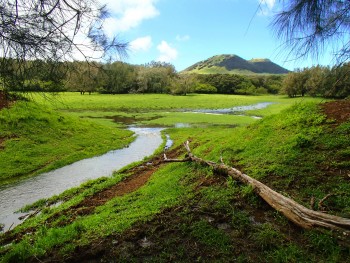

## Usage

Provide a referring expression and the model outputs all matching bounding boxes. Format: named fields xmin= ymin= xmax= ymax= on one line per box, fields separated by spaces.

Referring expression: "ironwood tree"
xmin=273 ymin=0 xmax=350 ymax=64
xmin=0 ymin=0 xmax=127 ymax=91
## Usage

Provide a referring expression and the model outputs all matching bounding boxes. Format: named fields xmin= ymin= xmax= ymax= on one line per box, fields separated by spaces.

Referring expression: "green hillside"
xmin=183 ymin=54 xmax=290 ymax=75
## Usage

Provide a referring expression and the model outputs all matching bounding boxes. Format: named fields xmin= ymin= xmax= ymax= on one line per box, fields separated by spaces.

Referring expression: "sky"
xmin=99 ymin=0 xmax=335 ymax=71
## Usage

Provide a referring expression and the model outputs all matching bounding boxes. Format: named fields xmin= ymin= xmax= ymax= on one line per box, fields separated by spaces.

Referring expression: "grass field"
xmin=33 ymin=92 xmax=324 ymax=111
xmin=0 ymin=100 xmax=133 ymax=185
xmin=32 ymin=92 xmax=326 ymax=127
xmin=1 ymin=93 xmax=349 ymax=262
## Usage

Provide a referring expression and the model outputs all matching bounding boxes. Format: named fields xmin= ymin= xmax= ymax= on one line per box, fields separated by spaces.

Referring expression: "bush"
xmin=194 ymin=83 xmax=217 ymax=94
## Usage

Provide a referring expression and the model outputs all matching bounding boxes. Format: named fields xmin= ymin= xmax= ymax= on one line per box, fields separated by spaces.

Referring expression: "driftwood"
xmin=164 ymin=141 xmax=350 ymax=236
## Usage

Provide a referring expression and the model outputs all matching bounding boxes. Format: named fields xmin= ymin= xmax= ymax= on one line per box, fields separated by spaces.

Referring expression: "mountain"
xmin=183 ymin=54 xmax=290 ymax=75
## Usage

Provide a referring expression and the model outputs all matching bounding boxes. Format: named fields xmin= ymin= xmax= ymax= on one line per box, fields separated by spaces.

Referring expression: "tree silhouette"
xmin=272 ymin=0 xmax=350 ymax=64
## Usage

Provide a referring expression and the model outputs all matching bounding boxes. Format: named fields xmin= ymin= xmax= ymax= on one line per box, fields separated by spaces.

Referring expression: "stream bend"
xmin=0 ymin=127 xmax=165 ymax=232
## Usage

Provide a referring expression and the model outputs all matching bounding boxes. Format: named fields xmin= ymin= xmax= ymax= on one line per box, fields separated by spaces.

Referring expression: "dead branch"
xmin=310 ymin=196 xmax=315 ymax=210
xmin=165 ymin=140 xmax=350 ymax=236
xmin=163 ymin=153 xmax=190 ymax=163
xmin=318 ymin=192 xmax=349 ymax=211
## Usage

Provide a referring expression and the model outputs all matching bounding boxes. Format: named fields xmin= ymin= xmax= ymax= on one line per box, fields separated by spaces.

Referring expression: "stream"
xmin=188 ymin=102 xmax=273 ymax=115
xmin=0 ymin=127 xmax=165 ymax=232
xmin=0 ymin=102 xmax=273 ymax=232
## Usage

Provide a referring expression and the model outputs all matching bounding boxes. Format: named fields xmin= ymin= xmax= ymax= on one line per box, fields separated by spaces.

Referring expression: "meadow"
xmin=33 ymin=92 xmax=325 ymax=127
xmin=1 ymin=93 xmax=349 ymax=262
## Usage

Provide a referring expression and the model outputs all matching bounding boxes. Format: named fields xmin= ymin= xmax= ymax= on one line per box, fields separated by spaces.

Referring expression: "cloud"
xmin=157 ymin=41 xmax=178 ymax=62
xmin=129 ymin=36 xmax=153 ymax=52
xmin=258 ymin=0 xmax=276 ymax=15
xmin=176 ymin=35 xmax=190 ymax=42
xmin=101 ymin=0 xmax=159 ymax=36
xmin=261 ymin=0 xmax=276 ymax=9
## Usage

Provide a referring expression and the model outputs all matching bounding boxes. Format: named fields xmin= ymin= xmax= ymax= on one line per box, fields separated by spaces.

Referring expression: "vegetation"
xmin=0 ymin=100 xmax=133 ymax=185
xmin=197 ymin=73 xmax=284 ymax=95
xmin=273 ymin=0 xmax=350 ymax=64
xmin=0 ymin=0 xmax=350 ymax=262
xmin=1 ymin=0 xmax=349 ymax=261
xmin=183 ymin=54 xmax=290 ymax=74
xmin=1 ymin=55 xmax=349 ymax=99
xmin=0 ymin=58 xmax=285 ymax=96
xmin=0 ymin=97 xmax=349 ymax=262
xmin=282 ymin=63 xmax=350 ymax=98
xmin=0 ymin=93 xmax=350 ymax=262
xmin=0 ymin=0 xmax=127 ymax=93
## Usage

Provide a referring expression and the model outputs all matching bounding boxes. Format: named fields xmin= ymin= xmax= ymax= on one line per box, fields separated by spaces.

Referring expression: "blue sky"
xmin=100 ymin=0 xmax=334 ymax=71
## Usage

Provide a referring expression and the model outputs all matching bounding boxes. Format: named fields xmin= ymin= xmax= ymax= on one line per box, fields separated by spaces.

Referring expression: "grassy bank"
xmin=0 ymin=101 xmax=133 ymax=185
xmin=33 ymin=93 xmax=325 ymax=128
xmin=34 ymin=92 xmax=325 ymax=112
xmin=1 ymin=99 xmax=349 ymax=262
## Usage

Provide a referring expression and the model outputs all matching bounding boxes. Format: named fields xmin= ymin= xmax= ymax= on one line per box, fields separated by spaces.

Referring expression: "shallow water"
xmin=190 ymin=102 xmax=273 ymax=115
xmin=0 ymin=127 xmax=165 ymax=232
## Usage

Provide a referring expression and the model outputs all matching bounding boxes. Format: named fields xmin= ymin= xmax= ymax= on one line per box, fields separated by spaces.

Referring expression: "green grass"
xmin=31 ymin=92 xmax=324 ymax=112
xmin=0 ymin=93 xmax=348 ymax=262
xmin=30 ymin=93 xmax=326 ymax=130
xmin=0 ymin=101 xmax=133 ymax=185
xmin=186 ymin=65 xmax=262 ymax=75
xmin=0 ymin=162 xmax=194 ymax=262
xmin=166 ymin=102 xmax=350 ymax=214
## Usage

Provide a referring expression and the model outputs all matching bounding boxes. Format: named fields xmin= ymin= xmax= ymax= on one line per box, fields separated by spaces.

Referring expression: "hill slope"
xmin=183 ymin=54 xmax=290 ymax=75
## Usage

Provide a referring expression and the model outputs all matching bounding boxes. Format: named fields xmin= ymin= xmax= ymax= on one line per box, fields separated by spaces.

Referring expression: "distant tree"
xmin=282 ymin=72 xmax=301 ymax=97
xmin=304 ymin=66 xmax=329 ymax=97
xmin=196 ymin=73 xmax=283 ymax=95
xmin=194 ymin=83 xmax=217 ymax=94
xmin=198 ymin=74 xmax=244 ymax=94
xmin=326 ymin=63 xmax=350 ymax=98
xmin=66 ymin=61 xmax=101 ymax=94
xmin=272 ymin=0 xmax=350 ymax=64
xmin=170 ymin=74 xmax=197 ymax=95
xmin=281 ymin=64 xmax=349 ymax=98
xmin=144 ymin=61 xmax=177 ymax=77
xmin=3 ymin=59 xmax=67 ymax=92
xmin=0 ymin=0 xmax=127 ymax=92
xmin=135 ymin=63 xmax=176 ymax=94
xmin=235 ymin=80 xmax=257 ymax=95
xmin=100 ymin=62 xmax=137 ymax=94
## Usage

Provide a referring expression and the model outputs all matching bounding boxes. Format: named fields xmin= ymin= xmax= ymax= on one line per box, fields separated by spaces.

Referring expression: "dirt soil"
xmin=1 ymin=145 xmax=186 ymax=242
xmin=0 ymin=91 xmax=17 ymax=149
xmin=0 ymin=91 xmax=15 ymax=111
xmin=321 ymin=100 xmax=350 ymax=125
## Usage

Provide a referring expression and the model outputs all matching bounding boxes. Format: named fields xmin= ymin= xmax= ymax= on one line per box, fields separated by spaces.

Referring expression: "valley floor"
xmin=0 ymin=96 xmax=349 ymax=262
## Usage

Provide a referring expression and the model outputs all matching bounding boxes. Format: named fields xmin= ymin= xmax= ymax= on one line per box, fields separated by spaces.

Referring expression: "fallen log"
xmin=164 ymin=141 xmax=350 ymax=237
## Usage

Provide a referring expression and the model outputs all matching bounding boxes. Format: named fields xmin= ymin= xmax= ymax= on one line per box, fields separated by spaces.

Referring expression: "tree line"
xmin=2 ymin=58 xmax=349 ymax=98
xmin=282 ymin=63 xmax=350 ymax=99
xmin=0 ymin=58 xmax=286 ymax=95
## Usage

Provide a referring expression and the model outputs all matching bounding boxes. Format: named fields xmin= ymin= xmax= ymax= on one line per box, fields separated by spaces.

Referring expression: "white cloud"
xmin=258 ymin=0 xmax=276 ymax=15
xmin=176 ymin=34 xmax=190 ymax=42
xmin=262 ymin=0 xmax=276 ymax=9
xmin=129 ymin=36 xmax=153 ymax=52
xmin=157 ymin=41 xmax=178 ymax=62
xmin=101 ymin=0 xmax=159 ymax=36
